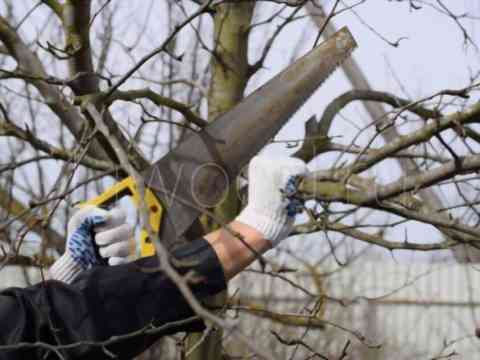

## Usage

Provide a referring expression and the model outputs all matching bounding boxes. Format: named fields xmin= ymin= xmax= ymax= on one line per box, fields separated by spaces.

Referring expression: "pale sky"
xmin=1 ymin=0 xmax=479 ymax=264
xmin=252 ymin=0 xmax=480 ymax=263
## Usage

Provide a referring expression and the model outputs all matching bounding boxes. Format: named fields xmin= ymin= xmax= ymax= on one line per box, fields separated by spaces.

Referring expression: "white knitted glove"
xmin=236 ymin=155 xmax=308 ymax=247
xmin=49 ymin=205 xmax=132 ymax=283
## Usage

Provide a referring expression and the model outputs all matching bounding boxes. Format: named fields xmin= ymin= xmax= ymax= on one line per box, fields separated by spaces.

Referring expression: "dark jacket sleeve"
xmin=0 ymin=238 xmax=226 ymax=360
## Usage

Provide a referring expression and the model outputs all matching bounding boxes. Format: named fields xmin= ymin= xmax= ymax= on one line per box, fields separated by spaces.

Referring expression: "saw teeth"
xmin=311 ymin=28 xmax=357 ymax=88
xmin=315 ymin=45 xmax=357 ymax=89
xmin=142 ymin=27 xmax=358 ymax=243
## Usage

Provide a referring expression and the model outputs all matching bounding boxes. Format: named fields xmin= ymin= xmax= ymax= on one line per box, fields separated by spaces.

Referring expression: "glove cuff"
xmin=236 ymin=206 xmax=289 ymax=247
xmin=49 ymin=253 xmax=84 ymax=284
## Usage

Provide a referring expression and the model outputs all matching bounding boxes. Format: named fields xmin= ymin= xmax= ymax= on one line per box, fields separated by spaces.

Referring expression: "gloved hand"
xmin=236 ymin=155 xmax=308 ymax=247
xmin=49 ymin=205 xmax=132 ymax=283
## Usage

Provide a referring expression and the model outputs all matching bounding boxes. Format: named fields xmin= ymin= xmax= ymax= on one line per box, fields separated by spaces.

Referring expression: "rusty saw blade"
xmin=141 ymin=27 xmax=357 ymax=248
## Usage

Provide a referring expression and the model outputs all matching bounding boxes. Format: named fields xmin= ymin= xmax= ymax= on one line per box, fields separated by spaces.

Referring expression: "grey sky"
xmin=256 ymin=0 xmax=480 ymax=263
xmin=1 ymin=1 xmax=479 ymax=263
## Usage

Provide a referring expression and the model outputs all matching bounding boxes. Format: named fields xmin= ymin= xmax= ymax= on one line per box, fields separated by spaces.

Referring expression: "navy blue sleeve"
xmin=0 ymin=238 xmax=226 ymax=360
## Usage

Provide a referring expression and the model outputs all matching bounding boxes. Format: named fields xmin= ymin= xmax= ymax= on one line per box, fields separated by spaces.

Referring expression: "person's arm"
xmin=0 ymin=237 xmax=226 ymax=360
xmin=204 ymin=221 xmax=270 ymax=280
xmin=206 ymin=155 xmax=307 ymax=279
xmin=0 ymin=226 xmax=263 ymax=360
xmin=49 ymin=206 xmax=132 ymax=283
xmin=0 ymin=155 xmax=307 ymax=360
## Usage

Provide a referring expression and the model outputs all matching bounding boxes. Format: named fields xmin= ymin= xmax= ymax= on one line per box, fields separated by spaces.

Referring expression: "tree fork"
xmin=186 ymin=2 xmax=255 ymax=360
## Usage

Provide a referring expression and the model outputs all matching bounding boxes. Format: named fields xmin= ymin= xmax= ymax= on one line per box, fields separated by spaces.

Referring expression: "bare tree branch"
xmin=101 ymin=88 xmax=208 ymax=128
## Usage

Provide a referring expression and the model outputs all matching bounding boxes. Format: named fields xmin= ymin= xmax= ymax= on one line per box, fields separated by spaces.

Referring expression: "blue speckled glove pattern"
xmin=236 ymin=155 xmax=308 ymax=247
xmin=67 ymin=213 xmax=106 ymax=269
xmin=50 ymin=205 xmax=132 ymax=283
xmin=283 ymin=175 xmax=305 ymax=218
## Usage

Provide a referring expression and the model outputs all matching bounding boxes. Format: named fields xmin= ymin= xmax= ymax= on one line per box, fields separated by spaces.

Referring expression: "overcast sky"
xmin=2 ymin=0 xmax=480 ymax=264
xmin=252 ymin=0 xmax=480 ymax=263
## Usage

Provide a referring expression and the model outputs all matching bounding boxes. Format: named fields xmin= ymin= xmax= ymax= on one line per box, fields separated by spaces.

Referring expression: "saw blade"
xmin=144 ymin=27 xmax=357 ymax=248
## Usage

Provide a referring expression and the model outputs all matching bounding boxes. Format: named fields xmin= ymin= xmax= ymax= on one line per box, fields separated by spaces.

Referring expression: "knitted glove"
xmin=49 ymin=205 xmax=132 ymax=283
xmin=236 ymin=155 xmax=308 ymax=247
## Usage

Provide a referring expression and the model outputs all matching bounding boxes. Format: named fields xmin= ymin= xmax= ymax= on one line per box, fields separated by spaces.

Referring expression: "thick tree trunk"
xmin=185 ymin=3 xmax=254 ymax=360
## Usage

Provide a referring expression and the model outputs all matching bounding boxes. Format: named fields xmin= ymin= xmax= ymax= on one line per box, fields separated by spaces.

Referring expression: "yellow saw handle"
xmin=82 ymin=176 xmax=162 ymax=257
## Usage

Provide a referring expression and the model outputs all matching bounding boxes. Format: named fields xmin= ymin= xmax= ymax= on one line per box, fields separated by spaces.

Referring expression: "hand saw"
xmin=84 ymin=27 xmax=357 ymax=257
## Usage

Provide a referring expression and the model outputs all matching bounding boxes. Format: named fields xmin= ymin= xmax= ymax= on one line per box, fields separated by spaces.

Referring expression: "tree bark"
xmin=185 ymin=3 xmax=255 ymax=360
